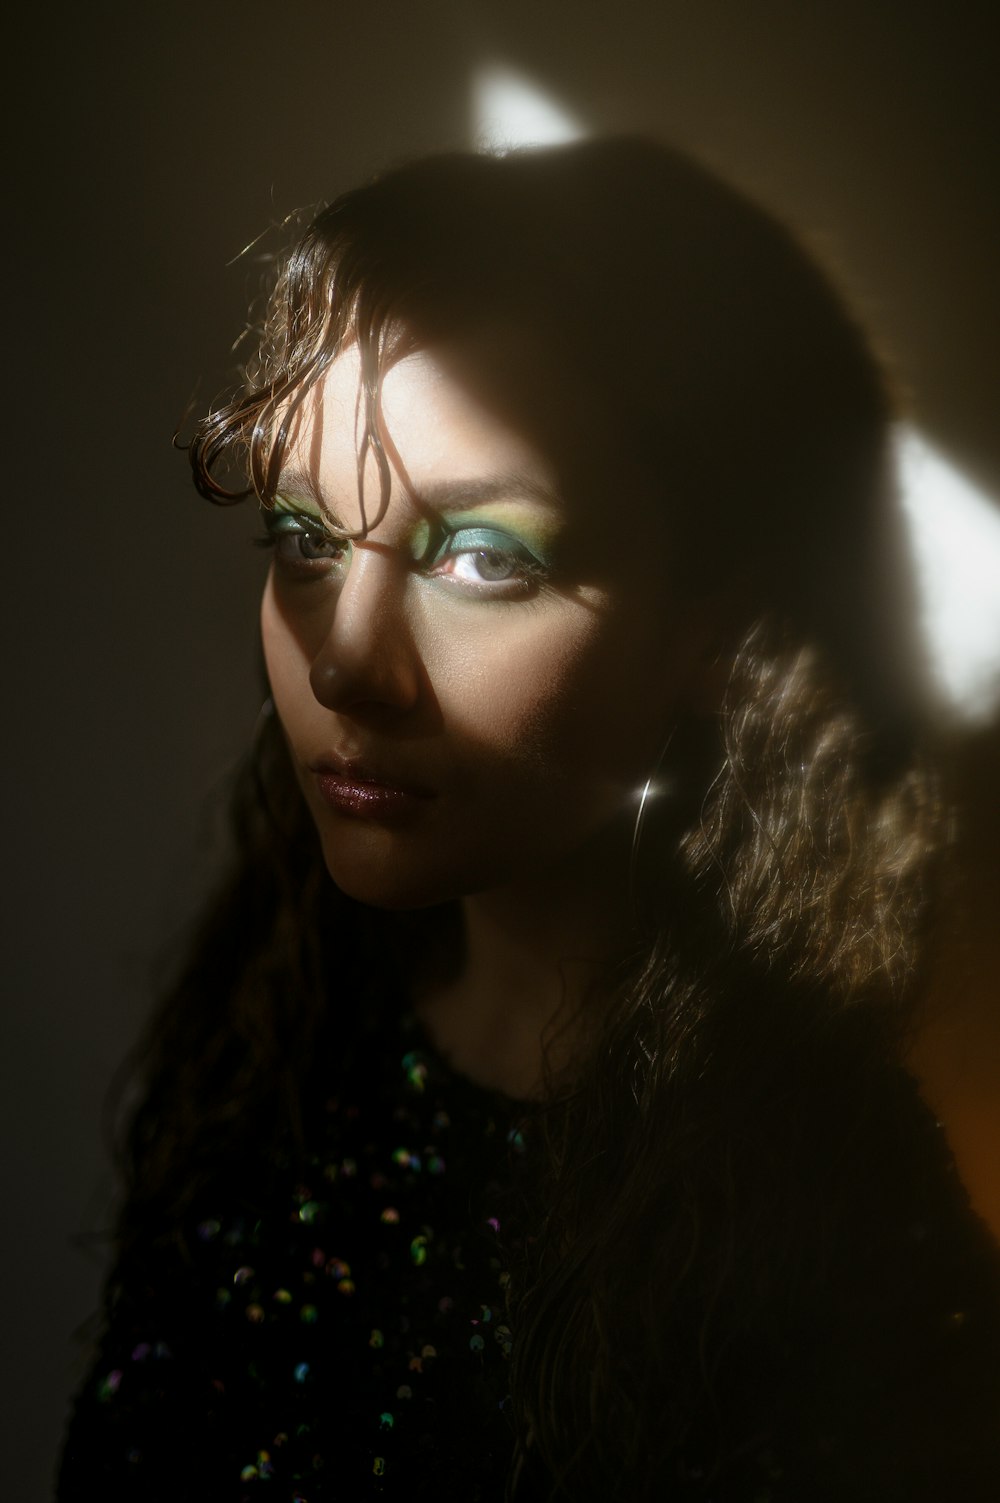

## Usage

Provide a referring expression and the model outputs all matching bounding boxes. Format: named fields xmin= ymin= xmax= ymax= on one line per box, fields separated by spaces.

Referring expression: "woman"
xmin=59 ymin=139 xmax=1000 ymax=1500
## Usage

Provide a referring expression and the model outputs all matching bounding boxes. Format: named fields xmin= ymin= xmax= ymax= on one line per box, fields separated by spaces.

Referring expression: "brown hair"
xmin=131 ymin=139 xmax=939 ymax=1497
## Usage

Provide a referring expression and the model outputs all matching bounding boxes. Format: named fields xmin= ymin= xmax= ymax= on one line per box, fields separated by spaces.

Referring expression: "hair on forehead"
xmin=190 ymin=137 xmax=911 ymax=730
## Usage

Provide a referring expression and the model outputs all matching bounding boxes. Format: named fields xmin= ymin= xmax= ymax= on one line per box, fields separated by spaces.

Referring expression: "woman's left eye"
xmin=428 ymin=528 xmax=547 ymax=596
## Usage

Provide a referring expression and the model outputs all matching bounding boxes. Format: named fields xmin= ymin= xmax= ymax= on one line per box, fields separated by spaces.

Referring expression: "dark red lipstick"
xmin=310 ymin=757 xmax=431 ymax=821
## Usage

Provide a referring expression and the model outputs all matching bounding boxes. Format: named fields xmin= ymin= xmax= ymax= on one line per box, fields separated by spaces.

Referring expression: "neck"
xmin=415 ymin=827 xmax=635 ymax=1100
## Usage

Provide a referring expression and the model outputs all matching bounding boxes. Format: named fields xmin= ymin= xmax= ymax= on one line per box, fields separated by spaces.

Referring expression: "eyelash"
xmin=256 ymin=511 xmax=550 ymax=599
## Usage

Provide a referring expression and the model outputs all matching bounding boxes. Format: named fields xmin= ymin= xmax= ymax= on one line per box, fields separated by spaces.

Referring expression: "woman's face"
xmin=261 ymin=341 xmax=712 ymax=910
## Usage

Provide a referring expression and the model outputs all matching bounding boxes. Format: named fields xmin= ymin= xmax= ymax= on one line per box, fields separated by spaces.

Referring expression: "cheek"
xmin=260 ymin=576 xmax=311 ymax=724
xmin=430 ymin=604 xmax=668 ymax=794
xmin=518 ymin=607 xmax=685 ymax=796
xmin=260 ymin=572 xmax=678 ymax=799
xmin=436 ymin=625 xmax=583 ymax=752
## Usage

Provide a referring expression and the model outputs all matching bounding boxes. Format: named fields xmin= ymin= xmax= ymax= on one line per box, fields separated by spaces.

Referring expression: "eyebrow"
xmin=273 ymin=466 xmax=324 ymax=505
xmin=274 ymin=467 xmax=563 ymax=517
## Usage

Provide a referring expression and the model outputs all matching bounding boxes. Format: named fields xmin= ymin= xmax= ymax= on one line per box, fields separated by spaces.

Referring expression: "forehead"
xmin=283 ymin=341 xmax=563 ymax=516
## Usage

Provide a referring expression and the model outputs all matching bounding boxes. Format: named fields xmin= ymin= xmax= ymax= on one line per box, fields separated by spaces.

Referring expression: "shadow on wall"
xmin=472 ymin=61 xmax=1000 ymax=730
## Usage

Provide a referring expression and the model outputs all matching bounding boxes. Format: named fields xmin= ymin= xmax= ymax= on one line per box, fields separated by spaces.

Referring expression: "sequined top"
xmin=59 ymin=1008 xmax=1000 ymax=1501
xmin=58 ymin=1011 xmax=527 ymax=1501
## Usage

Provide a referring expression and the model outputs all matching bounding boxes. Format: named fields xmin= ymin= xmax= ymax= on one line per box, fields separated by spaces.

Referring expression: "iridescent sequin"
xmin=97 ymin=1370 xmax=122 ymax=1402
xmin=59 ymin=1011 xmax=527 ymax=1499
xmin=401 ymin=1052 xmax=428 ymax=1092
xmin=298 ymin=1200 xmax=328 ymax=1225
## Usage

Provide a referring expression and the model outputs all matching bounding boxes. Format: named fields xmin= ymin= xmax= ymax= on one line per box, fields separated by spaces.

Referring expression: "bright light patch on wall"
xmin=472 ymin=64 xmax=585 ymax=153
xmin=896 ymin=426 xmax=1000 ymax=725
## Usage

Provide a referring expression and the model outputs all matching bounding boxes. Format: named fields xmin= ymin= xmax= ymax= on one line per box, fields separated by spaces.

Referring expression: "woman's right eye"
xmin=257 ymin=511 xmax=351 ymax=573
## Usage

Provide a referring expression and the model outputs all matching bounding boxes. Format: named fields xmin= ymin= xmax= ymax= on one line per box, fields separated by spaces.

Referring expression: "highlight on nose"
xmin=309 ymin=660 xmax=341 ymax=700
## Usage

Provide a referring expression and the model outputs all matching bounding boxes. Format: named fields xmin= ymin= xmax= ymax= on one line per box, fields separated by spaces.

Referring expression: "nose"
xmin=308 ymin=545 xmax=421 ymax=717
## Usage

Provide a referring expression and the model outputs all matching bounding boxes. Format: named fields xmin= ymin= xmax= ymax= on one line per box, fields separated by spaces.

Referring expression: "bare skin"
xmin=261 ymin=343 xmax=716 ymax=1098
xmin=413 ymin=819 xmax=638 ymax=1099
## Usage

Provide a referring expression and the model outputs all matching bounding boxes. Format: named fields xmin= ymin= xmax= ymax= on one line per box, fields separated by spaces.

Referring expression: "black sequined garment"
xmin=59 ymin=1004 xmax=1000 ymax=1502
xmin=58 ymin=1012 xmax=527 ymax=1501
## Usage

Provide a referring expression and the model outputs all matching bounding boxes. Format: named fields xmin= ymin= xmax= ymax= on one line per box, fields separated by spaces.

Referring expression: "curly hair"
xmin=123 ymin=140 xmax=941 ymax=1498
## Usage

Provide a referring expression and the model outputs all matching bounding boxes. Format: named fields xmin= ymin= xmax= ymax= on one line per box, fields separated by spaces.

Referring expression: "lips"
xmin=308 ymin=755 xmax=432 ymax=821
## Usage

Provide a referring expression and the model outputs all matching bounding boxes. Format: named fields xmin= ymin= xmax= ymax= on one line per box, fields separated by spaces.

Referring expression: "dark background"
xmin=4 ymin=1 xmax=999 ymax=1491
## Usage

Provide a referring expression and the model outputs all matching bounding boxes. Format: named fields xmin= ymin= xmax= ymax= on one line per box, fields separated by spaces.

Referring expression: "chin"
xmin=316 ymin=823 xmax=541 ymax=913
xmin=317 ymin=832 xmax=468 ymax=912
